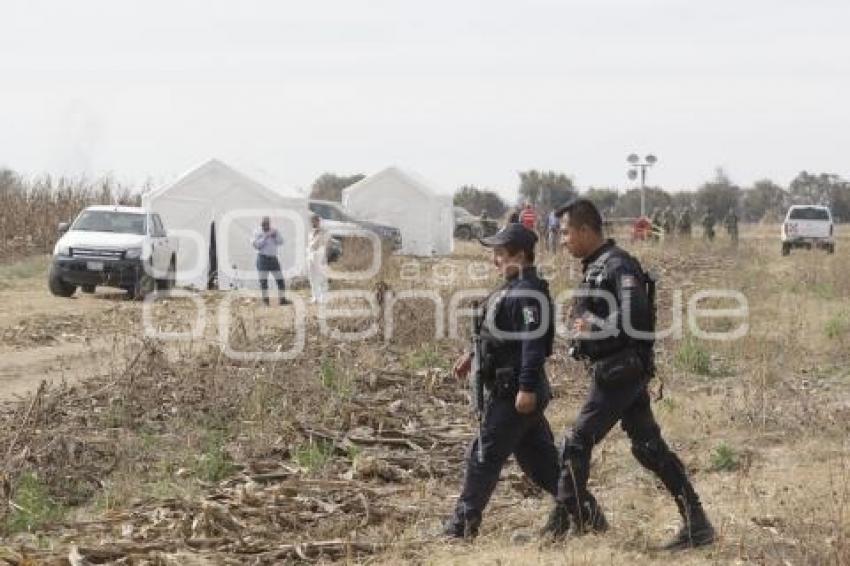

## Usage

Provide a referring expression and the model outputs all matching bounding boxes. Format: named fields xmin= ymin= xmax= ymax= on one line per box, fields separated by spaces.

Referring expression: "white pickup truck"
xmin=780 ymin=205 xmax=835 ymax=256
xmin=49 ymin=205 xmax=178 ymax=298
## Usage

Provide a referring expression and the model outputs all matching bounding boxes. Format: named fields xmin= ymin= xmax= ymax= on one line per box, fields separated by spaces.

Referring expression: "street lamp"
xmin=627 ymin=153 xmax=658 ymax=218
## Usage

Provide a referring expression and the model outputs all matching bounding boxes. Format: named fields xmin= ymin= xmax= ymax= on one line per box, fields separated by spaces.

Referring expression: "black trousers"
xmin=256 ymin=255 xmax=285 ymax=299
xmin=451 ymin=394 xmax=559 ymax=527
xmin=557 ymin=375 xmax=700 ymax=519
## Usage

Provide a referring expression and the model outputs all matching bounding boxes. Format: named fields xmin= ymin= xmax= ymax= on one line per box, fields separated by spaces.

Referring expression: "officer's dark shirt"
xmin=573 ymin=239 xmax=652 ymax=361
xmin=483 ymin=266 xmax=554 ymax=393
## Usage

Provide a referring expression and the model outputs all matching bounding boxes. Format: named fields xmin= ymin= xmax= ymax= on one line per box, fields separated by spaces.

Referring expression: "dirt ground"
xmin=0 ymin=225 xmax=849 ymax=564
xmin=0 ymin=263 xmax=138 ymax=402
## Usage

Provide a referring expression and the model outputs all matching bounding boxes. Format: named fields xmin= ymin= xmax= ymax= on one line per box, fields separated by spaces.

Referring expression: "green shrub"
xmin=194 ymin=431 xmax=236 ymax=483
xmin=318 ymin=357 xmax=352 ymax=397
xmin=824 ymin=312 xmax=849 ymax=340
xmin=710 ymin=443 xmax=739 ymax=472
xmin=675 ymin=336 xmax=711 ymax=375
xmin=4 ymin=473 xmax=65 ymax=534
xmin=293 ymin=439 xmax=335 ymax=473
xmin=405 ymin=345 xmax=448 ymax=370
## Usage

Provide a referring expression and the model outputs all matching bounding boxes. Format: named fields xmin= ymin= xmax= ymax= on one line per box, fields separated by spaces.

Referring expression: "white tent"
xmin=143 ymin=159 xmax=309 ymax=290
xmin=341 ymin=166 xmax=454 ymax=256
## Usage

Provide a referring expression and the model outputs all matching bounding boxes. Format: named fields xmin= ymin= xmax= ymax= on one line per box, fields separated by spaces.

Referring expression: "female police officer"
xmin=442 ymin=223 xmax=561 ymax=539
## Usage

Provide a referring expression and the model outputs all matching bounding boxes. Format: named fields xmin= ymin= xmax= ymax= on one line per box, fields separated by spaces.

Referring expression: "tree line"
xmin=308 ymin=168 xmax=850 ymax=223
xmin=451 ymin=168 xmax=850 ymax=222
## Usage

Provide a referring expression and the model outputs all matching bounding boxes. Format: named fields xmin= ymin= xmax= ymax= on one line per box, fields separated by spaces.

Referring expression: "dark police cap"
xmin=478 ymin=223 xmax=538 ymax=249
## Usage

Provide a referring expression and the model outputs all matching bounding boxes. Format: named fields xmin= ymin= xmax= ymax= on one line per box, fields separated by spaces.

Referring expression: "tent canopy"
xmin=341 ymin=166 xmax=454 ymax=256
xmin=143 ymin=159 xmax=309 ymax=290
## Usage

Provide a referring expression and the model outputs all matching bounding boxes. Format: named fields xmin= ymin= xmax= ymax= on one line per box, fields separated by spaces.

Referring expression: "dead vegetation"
xmin=0 ymin=225 xmax=848 ymax=564
xmin=0 ymin=172 xmax=140 ymax=262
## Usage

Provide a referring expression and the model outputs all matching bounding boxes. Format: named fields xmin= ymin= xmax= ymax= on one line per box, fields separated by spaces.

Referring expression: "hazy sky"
xmin=2 ymin=0 xmax=848 ymax=200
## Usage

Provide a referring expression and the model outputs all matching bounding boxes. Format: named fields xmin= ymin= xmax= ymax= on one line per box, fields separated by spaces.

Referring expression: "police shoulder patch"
xmin=522 ymin=305 xmax=538 ymax=325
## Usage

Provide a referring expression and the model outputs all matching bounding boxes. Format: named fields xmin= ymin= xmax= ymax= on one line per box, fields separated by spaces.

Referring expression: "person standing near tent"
xmin=252 ymin=216 xmax=289 ymax=306
xmin=520 ymin=202 xmax=537 ymax=232
xmin=307 ymin=214 xmax=330 ymax=304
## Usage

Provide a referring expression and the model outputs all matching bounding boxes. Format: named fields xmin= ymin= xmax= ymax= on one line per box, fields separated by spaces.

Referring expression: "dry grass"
xmin=0 ymin=173 xmax=140 ymax=261
xmin=0 ymin=225 xmax=848 ymax=564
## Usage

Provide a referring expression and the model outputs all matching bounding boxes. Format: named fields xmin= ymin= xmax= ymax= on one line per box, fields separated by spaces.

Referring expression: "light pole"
xmin=627 ymin=153 xmax=658 ymax=218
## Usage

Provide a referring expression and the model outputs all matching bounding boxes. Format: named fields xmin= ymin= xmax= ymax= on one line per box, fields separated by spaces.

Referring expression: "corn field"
xmin=0 ymin=169 xmax=141 ymax=261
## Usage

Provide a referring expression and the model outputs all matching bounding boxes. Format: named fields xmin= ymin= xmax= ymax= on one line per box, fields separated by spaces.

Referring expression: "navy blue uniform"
xmin=445 ymin=266 xmax=560 ymax=537
xmin=557 ymin=239 xmax=709 ymax=537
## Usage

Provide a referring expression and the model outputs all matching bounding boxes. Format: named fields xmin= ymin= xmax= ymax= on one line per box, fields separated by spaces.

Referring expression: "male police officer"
xmin=443 ymin=223 xmax=560 ymax=538
xmin=724 ymin=208 xmax=739 ymax=245
xmin=544 ymin=199 xmax=715 ymax=550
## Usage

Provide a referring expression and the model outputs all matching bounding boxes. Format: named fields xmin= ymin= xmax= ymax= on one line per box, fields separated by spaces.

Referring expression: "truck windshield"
xmin=789 ymin=207 xmax=830 ymax=221
xmin=71 ymin=211 xmax=147 ymax=234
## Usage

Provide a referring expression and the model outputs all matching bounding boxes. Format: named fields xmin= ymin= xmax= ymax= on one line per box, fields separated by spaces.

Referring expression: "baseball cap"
xmin=479 ymin=223 xmax=538 ymax=250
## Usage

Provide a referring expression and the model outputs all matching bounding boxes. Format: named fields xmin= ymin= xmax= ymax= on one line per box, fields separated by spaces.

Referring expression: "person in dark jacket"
xmin=724 ymin=209 xmax=739 ymax=245
xmin=541 ymin=199 xmax=715 ymax=551
xmin=443 ymin=223 xmax=560 ymax=539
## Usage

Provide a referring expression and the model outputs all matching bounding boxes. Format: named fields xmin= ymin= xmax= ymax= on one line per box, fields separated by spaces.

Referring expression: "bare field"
xmin=0 ymin=225 xmax=848 ymax=565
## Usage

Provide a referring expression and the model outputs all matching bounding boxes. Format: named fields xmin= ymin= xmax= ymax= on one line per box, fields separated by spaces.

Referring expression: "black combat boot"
xmin=441 ymin=507 xmax=481 ymax=540
xmin=540 ymin=504 xmax=570 ymax=539
xmin=663 ymin=497 xmax=715 ymax=550
xmin=571 ymin=498 xmax=609 ymax=535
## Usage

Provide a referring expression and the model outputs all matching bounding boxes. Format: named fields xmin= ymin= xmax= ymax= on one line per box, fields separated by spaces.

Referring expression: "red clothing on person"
xmin=520 ymin=208 xmax=537 ymax=230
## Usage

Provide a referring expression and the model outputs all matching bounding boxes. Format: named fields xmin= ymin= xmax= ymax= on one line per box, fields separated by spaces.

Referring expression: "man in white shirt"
xmin=252 ymin=216 xmax=289 ymax=306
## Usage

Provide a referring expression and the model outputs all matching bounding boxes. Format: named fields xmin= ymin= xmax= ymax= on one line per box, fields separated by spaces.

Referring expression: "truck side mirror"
xmin=58 ymin=222 xmax=70 ymax=234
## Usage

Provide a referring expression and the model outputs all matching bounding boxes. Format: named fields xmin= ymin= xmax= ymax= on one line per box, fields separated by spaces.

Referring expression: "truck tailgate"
xmin=786 ymin=220 xmax=831 ymax=239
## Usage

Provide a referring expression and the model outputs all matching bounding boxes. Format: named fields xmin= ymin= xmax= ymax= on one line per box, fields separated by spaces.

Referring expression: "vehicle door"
xmin=149 ymin=214 xmax=169 ymax=277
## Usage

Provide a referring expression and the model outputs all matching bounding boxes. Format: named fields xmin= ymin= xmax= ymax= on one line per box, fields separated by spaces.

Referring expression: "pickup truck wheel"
xmin=781 ymin=243 xmax=791 ymax=256
xmin=455 ymin=226 xmax=472 ymax=240
xmin=81 ymin=285 xmax=96 ymax=294
xmin=48 ymin=264 xmax=77 ymax=297
xmin=133 ymin=272 xmax=156 ymax=300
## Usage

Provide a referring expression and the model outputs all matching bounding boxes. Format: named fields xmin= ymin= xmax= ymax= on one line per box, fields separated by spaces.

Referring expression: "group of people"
xmin=443 ymin=199 xmax=715 ymax=551
xmin=507 ymin=202 xmax=562 ymax=254
xmin=649 ymin=206 xmax=738 ymax=243
xmin=251 ymin=214 xmax=330 ymax=306
xmin=253 ymin=201 xmax=717 ymax=550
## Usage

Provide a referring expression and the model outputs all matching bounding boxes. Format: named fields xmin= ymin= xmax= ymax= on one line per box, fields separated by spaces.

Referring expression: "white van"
xmin=780 ymin=205 xmax=835 ymax=255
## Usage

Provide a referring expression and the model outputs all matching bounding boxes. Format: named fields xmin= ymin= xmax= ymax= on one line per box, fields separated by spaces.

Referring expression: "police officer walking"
xmin=702 ymin=209 xmax=717 ymax=241
xmin=662 ymin=206 xmax=676 ymax=239
xmin=542 ymin=199 xmax=715 ymax=550
xmin=678 ymin=207 xmax=692 ymax=238
xmin=724 ymin=208 xmax=739 ymax=245
xmin=443 ymin=223 xmax=560 ymax=539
